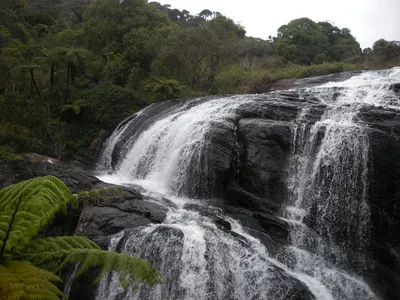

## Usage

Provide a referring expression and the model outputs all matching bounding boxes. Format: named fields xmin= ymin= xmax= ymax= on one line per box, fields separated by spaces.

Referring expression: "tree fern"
xmin=0 ymin=260 xmax=65 ymax=300
xmin=61 ymin=100 xmax=87 ymax=115
xmin=0 ymin=176 xmax=162 ymax=299
xmin=0 ymin=176 xmax=72 ymax=253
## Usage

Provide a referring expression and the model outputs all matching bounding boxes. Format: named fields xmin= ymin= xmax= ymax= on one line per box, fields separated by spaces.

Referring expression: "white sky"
xmin=158 ymin=0 xmax=400 ymax=49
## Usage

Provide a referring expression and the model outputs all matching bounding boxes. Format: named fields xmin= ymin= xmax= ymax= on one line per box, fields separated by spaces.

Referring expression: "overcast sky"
xmin=158 ymin=0 xmax=400 ymax=49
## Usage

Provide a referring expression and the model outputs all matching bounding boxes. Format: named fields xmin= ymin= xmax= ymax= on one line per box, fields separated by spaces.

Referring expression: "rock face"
xmin=358 ymin=107 xmax=400 ymax=298
xmin=389 ymin=83 xmax=400 ymax=92
xmin=75 ymin=183 xmax=167 ymax=248
xmin=236 ymin=119 xmax=292 ymax=210
xmin=2 ymin=72 xmax=400 ymax=300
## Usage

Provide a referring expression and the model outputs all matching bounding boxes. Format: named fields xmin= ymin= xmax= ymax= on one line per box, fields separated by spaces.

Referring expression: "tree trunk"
xmin=50 ymin=63 xmax=54 ymax=89
xmin=65 ymin=63 xmax=70 ymax=104
xmin=71 ymin=64 xmax=76 ymax=86
xmin=30 ymin=70 xmax=41 ymax=100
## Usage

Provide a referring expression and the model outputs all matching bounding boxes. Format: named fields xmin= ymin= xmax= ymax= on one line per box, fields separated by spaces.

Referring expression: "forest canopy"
xmin=1 ymin=0 xmax=399 ymax=160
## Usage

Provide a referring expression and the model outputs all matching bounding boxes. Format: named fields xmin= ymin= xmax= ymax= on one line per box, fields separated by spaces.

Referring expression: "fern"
xmin=18 ymin=236 xmax=162 ymax=287
xmin=0 ymin=176 xmax=162 ymax=299
xmin=0 ymin=176 xmax=72 ymax=253
xmin=61 ymin=100 xmax=87 ymax=115
xmin=0 ymin=260 xmax=65 ymax=300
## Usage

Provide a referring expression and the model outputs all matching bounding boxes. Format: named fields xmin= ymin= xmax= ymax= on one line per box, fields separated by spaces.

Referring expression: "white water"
xmin=96 ymin=68 xmax=400 ymax=300
xmin=107 ymin=96 xmax=255 ymax=196
xmin=98 ymin=104 xmax=155 ymax=170
xmin=281 ymin=67 xmax=400 ymax=300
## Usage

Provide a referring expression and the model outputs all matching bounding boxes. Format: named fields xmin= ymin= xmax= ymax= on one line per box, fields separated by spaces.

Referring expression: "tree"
xmin=61 ymin=99 xmax=86 ymax=115
xmin=333 ymin=28 xmax=361 ymax=60
xmin=239 ymin=37 xmax=272 ymax=71
xmin=199 ymin=9 xmax=212 ymax=20
xmin=0 ymin=176 xmax=162 ymax=299
xmin=13 ymin=63 xmax=44 ymax=100
xmin=274 ymin=18 xmax=360 ymax=64
xmin=147 ymin=75 xmax=182 ymax=100
xmin=372 ymin=39 xmax=400 ymax=60
xmin=45 ymin=47 xmax=92 ymax=103
xmin=275 ymin=18 xmax=327 ymax=65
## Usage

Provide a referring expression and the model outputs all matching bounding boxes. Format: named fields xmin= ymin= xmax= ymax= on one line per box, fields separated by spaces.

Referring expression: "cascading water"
xmin=100 ymin=96 xmax=256 ymax=197
xmin=278 ymin=69 xmax=400 ymax=299
xmin=96 ymin=67 xmax=400 ymax=300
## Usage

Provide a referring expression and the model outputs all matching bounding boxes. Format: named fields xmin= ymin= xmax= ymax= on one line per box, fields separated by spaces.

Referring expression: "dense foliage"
xmin=0 ymin=176 xmax=162 ymax=299
xmin=0 ymin=0 xmax=399 ymax=158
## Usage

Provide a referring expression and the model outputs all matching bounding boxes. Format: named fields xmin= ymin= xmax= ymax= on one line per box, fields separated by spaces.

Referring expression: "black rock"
xmin=233 ymin=119 xmax=292 ymax=211
xmin=389 ymin=83 xmax=400 ymax=92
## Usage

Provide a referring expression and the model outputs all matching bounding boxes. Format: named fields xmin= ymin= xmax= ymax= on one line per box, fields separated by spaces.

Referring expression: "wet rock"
xmin=254 ymin=212 xmax=289 ymax=241
xmin=0 ymin=160 xmax=98 ymax=192
xmin=0 ymin=160 xmax=166 ymax=246
xmin=389 ymin=83 xmax=400 ymax=92
xmin=0 ymin=160 xmax=99 ymax=237
xmin=183 ymin=203 xmax=232 ymax=231
xmin=75 ymin=184 xmax=167 ymax=247
xmin=222 ymin=205 xmax=287 ymax=249
xmin=214 ymin=217 xmax=232 ymax=231
xmin=266 ymin=71 xmax=361 ymax=92
xmin=233 ymin=119 xmax=292 ymax=211
xmin=365 ymin=126 xmax=400 ymax=299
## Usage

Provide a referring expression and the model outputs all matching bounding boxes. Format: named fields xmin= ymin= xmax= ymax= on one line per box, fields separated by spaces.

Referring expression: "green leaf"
xmin=0 ymin=176 xmax=72 ymax=253
xmin=21 ymin=238 xmax=163 ymax=289
xmin=72 ymin=105 xmax=80 ymax=115
xmin=60 ymin=104 xmax=73 ymax=114
xmin=0 ymin=260 xmax=64 ymax=300
xmin=0 ymin=177 xmax=119 ymax=253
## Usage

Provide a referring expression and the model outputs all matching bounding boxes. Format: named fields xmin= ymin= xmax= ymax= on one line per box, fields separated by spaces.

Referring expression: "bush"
xmin=277 ymin=62 xmax=360 ymax=79
xmin=211 ymin=65 xmax=248 ymax=94
xmin=241 ymin=70 xmax=279 ymax=94
xmin=0 ymin=145 xmax=21 ymax=160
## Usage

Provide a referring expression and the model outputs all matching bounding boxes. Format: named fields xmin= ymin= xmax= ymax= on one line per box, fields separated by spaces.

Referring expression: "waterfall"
xmin=96 ymin=68 xmax=400 ymax=300
xmin=278 ymin=68 xmax=400 ymax=299
xmin=101 ymin=96 xmax=255 ymax=197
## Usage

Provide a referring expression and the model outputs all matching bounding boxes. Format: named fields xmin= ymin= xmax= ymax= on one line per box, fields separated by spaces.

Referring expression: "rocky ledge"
xmin=0 ymin=160 xmax=167 ymax=244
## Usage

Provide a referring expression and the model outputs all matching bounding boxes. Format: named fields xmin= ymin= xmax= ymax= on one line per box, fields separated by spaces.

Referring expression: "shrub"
xmin=0 ymin=145 xmax=21 ymax=160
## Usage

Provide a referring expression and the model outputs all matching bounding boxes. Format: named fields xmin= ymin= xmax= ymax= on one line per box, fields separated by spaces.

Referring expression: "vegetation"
xmin=0 ymin=0 xmax=399 ymax=159
xmin=0 ymin=176 xmax=162 ymax=299
xmin=0 ymin=145 xmax=22 ymax=160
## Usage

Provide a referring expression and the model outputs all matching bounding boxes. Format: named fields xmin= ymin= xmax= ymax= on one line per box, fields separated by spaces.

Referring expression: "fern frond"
xmin=20 ymin=236 xmax=162 ymax=288
xmin=0 ymin=176 xmax=72 ymax=253
xmin=20 ymin=236 xmax=100 ymax=270
xmin=0 ymin=176 xmax=121 ymax=254
xmin=69 ymin=186 xmax=122 ymax=209
xmin=0 ymin=260 xmax=64 ymax=300
xmin=57 ymin=249 xmax=163 ymax=288
xmin=22 ymin=239 xmax=163 ymax=289
xmin=72 ymin=105 xmax=80 ymax=115
xmin=72 ymin=100 xmax=87 ymax=107
xmin=60 ymin=104 xmax=73 ymax=114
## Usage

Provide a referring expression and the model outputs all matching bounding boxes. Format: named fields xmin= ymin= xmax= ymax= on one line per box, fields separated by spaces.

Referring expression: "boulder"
xmin=75 ymin=183 xmax=167 ymax=247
